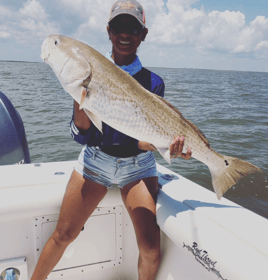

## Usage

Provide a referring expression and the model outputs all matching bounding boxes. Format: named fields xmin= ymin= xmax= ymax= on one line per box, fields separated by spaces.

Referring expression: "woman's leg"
xmin=120 ymin=177 xmax=160 ymax=280
xmin=30 ymin=170 xmax=108 ymax=280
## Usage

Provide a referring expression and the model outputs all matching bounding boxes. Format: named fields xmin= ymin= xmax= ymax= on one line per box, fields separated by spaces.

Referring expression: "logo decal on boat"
xmin=15 ymin=159 xmax=25 ymax=165
xmin=183 ymin=242 xmax=227 ymax=280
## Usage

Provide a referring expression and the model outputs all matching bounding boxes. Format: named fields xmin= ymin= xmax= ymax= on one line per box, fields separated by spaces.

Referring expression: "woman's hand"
xmin=170 ymin=135 xmax=191 ymax=160
xmin=138 ymin=141 xmax=157 ymax=152
xmin=138 ymin=136 xmax=191 ymax=160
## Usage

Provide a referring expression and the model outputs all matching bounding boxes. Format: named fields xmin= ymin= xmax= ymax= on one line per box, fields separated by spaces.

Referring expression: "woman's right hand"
xmin=138 ymin=141 xmax=157 ymax=152
xmin=73 ymin=100 xmax=91 ymax=131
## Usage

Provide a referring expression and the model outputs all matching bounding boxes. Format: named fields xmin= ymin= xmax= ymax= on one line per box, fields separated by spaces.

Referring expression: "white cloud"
xmin=57 ymin=0 xmax=113 ymax=27
xmin=146 ymin=0 xmax=268 ymax=60
xmin=0 ymin=31 xmax=11 ymax=38
xmin=198 ymin=10 xmax=246 ymax=52
xmin=19 ymin=0 xmax=47 ymax=20
xmin=253 ymin=40 xmax=268 ymax=60
xmin=0 ymin=0 xmax=59 ymax=58
xmin=0 ymin=0 xmax=268 ymax=69
xmin=0 ymin=5 xmax=13 ymax=18
xmin=20 ymin=18 xmax=58 ymax=37
xmin=55 ymin=0 xmax=115 ymax=46
xmin=255 ymin=40 xmax=268 ymax=51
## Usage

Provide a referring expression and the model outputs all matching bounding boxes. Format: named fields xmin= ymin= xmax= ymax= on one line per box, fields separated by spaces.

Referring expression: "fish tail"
xmin=209 ymin=155 xmax=262 ymax=200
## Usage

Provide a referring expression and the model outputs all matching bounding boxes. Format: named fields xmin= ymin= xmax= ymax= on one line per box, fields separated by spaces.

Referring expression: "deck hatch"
xmin=34 ymin=206 xmax=123 ymax=278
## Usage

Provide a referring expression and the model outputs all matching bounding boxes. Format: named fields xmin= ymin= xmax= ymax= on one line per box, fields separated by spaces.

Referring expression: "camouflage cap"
xmin=108 ymin=0 xmax=146 ymax=27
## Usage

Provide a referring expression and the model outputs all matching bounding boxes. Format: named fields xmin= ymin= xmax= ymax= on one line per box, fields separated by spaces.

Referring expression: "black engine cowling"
xmin=0 ymin=91 xmax=31 ymax=165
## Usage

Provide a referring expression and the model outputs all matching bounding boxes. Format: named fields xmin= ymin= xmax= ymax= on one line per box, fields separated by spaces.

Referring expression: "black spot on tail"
xmin=225 ymin=160 xmax=229 ymax=166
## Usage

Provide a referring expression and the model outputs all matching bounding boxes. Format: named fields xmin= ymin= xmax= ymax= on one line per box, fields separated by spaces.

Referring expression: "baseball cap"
xmin=108 ymin=0 xmax=146 ymax=27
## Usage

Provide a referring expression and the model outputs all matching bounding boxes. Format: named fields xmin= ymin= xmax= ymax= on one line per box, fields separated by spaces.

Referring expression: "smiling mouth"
xmin=120 ymin=41 xmax=130 ymax=45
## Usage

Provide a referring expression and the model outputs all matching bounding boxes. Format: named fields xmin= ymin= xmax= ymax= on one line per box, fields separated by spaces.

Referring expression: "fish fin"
xmin=157 ymin=147 xmax=171 ymax=164
xmin=79 ymin=87 xmax=88 ymax=110
xmin=209 ymin=154 xmax=262 ymax=200
xmin=81 ymin=71 xmax=92 ymax=88
xmin=78 ymin=87 xmax=103 ymax=133
xmin=154 ymin=95 xmax=210 ymax=148
xmin=83 ymin=109 xmax=103 ymax=134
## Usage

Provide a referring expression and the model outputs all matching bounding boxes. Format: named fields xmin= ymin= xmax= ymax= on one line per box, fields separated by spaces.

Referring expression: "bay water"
xmin=0 ymin=61 xmax=267 ymax=218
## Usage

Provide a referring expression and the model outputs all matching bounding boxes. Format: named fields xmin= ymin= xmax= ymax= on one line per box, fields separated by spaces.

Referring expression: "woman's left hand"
xmin=170 ymin=135 xmax=191 ymax=160
xmin=138 ymin=136 xmax=191 ymax=160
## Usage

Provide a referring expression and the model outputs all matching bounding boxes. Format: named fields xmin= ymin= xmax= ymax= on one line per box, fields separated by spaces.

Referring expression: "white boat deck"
xmin=0 ymin=161 xmax=267 ymax=280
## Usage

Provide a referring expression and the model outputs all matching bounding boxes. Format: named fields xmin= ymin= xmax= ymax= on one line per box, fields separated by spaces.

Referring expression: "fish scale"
xmin=41 ymin=34 xmax=262 ymax=199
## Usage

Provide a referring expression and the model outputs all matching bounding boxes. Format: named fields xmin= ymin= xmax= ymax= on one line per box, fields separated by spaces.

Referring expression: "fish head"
xmin=41 ymin=34 xmax=92 ymax=99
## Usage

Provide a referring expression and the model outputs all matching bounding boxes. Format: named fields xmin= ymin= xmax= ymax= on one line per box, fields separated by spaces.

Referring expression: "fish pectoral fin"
xmin=79 ymin=87 xmax=88 ymax=110
xmin=78 ymin=87 xmax=103 ymax=133
xmin=157 ymin=147 xmax=171 ymax=164
xmin=83 ymin=109 xmax=103 ymax=134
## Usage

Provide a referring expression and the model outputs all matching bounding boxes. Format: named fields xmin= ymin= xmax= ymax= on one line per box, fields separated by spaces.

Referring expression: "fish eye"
xmin=55 ymin=40 xmax=58 ymax=45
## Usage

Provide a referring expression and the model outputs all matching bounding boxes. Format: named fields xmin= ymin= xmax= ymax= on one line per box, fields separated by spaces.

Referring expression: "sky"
xmin=0 ymin=0 xmax=268 ymax=72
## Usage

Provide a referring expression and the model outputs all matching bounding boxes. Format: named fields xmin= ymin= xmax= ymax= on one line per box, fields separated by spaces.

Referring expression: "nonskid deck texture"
xmin=0 ymin=161 xmax=267 ymax=280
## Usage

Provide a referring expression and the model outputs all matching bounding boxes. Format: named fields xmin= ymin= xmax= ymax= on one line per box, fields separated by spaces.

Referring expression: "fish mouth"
xmin=41 ymin=53 xmax=50 ymax=61
xmin=40 ymin=38 xmax=50 ymax=61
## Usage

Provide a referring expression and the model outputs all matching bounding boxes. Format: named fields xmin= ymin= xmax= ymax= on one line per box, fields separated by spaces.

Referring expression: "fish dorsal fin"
xmin=154 ymin=94 xmax=210 ymax=148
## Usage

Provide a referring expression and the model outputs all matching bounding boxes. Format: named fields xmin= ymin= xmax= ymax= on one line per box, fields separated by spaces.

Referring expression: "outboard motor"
xmin=0 ymin=91 xmax=31 ymax=165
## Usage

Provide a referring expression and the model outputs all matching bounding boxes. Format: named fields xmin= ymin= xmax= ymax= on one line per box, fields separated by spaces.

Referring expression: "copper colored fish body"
xmin=41 ymin=35 xmax=262 ymax=199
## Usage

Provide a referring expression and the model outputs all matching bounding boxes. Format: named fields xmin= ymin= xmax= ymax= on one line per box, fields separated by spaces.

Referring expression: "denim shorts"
xmin=75 ymin=146 xmax=158 ymax=189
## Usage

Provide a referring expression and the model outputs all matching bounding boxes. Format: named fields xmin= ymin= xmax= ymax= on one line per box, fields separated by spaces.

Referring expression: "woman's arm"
xmin=73 ymin=100 xmax=91 ymax=131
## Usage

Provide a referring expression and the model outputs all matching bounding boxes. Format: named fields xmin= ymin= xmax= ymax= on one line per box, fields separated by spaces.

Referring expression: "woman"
xmin=31 ymin=1 xmax=191 ymax=279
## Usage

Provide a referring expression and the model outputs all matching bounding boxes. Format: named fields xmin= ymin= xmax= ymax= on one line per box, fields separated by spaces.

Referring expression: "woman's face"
xmin=107 ymin=14 xmax=148 ymax=57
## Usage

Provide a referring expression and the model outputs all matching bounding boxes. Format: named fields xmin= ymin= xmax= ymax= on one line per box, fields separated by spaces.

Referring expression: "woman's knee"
xmin=139 ymin=230 xmax=161 ymax=259
xmin=52 ymin=223 xmax=81 ymax=246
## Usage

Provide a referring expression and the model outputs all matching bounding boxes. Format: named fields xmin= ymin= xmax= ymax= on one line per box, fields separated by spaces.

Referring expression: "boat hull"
xmin=0 ymin=161 xmax=267 ymax=280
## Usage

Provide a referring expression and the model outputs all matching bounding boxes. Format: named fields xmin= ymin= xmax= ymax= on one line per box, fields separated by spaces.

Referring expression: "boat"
xmin=0 ymin=91 xmax=267 ymax=280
